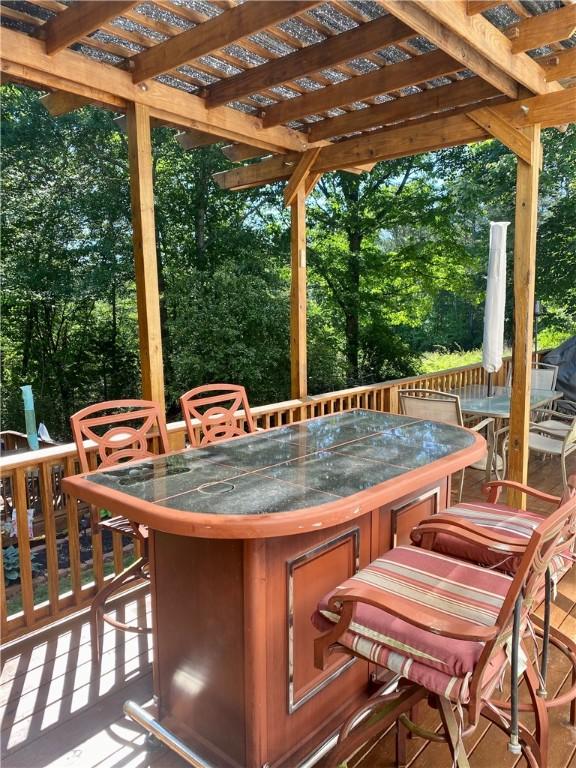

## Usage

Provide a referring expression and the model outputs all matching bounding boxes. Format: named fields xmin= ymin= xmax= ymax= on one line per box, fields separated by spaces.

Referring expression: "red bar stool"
xmin=411 ymin=478 xmax=576 ymax=725
xmin=70 ymin=399 xmax=170 ymax=663
xmin=313 ymin=485 xmax=576 ymax=768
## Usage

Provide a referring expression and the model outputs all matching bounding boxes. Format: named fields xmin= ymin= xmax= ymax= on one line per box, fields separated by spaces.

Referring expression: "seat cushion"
xmin=314 ymin=546 xmax=511 ymax=702
xmin=412 ymin=502 xmax=572 ymax=584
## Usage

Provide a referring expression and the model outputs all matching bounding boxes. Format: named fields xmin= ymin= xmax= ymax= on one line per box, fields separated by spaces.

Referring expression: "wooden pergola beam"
xmin=467 ymin=107 xmax=532 ymax=163
xmin=130 ymin=1 xmax=319 ymax=84
xmin=308 ymin=77 xmax=500 ymax=142
xmin=126 ymin=102 xmax=165 ymax=408
xmin=290 ymin=188 xmax=307 ymax=399
xmin=42 ymin=1 xmax=138 ymax=55
xmin=304 ymin=173 xmax=322 ymax=198
xmin=314 ymin=112 xmax=486 ymax=172
xmin=284 ymin=148 xmax=321 ymax=207
xmin=177 ymin=130 xmax=221 ymax=150
xmin=214 ymin=113 xmax=485 ymax=189
xmin=0 ymin=28 xmax=308 ymax=154
xmin=213 ymin=88 xmax=575 ymax=189
xmin=205 ymin=14 xmax=413 ymax=108
xmin=508 ymin=125 xmax=542 ymax=508
xmin=541 ymin=48 xmax=576 ymax=83
xmin=379 ymin=0 xmax=519 ymax=98
xmin=381 ymin=0 xmax=559 ymax=97
xmin=495 ymin=87 xmax=576 ymax=129
xmin=466 ymin=1 xmax=500 ymax=14
xmin=508 ymin=6 xmax=576 ymax=55
xmin=40 ymin=91 xmax=95 ymax=117
xmin=262 ymin=50 xmax=463 ymax=128
xmin=221 ymin=144 xmax=269 ymax=162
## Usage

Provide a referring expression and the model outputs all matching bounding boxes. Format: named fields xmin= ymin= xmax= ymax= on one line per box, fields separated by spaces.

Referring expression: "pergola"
xmin=1 ymin=0 xmax=575 ymax=502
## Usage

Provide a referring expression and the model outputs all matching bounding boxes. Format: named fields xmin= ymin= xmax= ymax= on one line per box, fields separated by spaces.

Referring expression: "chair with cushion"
xmin=179 ymin=383 xmax=255 ymax=447
xmin=399 ymin=389 xmax=497 ymax=501
xmin=411 ymin=477 xmax=576 ymax=725
xmin=70 ymin=399 xmax=170 ymax=663
xmin=314 ymin=484 xmax=576 ymax=767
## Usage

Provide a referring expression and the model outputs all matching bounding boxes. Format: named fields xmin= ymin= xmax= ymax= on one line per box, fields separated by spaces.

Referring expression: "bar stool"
xmin=411 ymin=477 xmax=576 ymax=725
xmin=70 ymin=399 xmax=170 ymax=663
xmin=313 ymin=486 xmax=576 ymax=767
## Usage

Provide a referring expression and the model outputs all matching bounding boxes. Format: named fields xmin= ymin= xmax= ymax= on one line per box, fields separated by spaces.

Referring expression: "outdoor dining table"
xmin=451 ymin=384 xmax=562 ymax=419
xmin=62 ymin=409 xmax=485 ymax=768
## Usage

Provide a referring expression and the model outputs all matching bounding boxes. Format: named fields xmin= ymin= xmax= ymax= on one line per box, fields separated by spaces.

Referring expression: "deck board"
xmin=2 ymin=454 xmax=575 ymax=768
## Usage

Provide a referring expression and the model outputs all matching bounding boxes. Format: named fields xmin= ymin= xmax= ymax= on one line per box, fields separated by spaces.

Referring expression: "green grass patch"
xmin=420 ymin=348 xmax=484 ymax=374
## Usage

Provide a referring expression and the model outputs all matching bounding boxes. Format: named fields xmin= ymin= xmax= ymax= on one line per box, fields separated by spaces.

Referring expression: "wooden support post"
xmin=290 ymin=187 xmax=307 ymax=400
xmin=126 ymin=102 xmax=165 ymax=408
xmin=507 ymin=125 xmax=541 ymax=508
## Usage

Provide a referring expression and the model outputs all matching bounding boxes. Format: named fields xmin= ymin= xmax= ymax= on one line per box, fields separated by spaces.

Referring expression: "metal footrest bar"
xmin=123 ymin=700 xmax=214 ymax=768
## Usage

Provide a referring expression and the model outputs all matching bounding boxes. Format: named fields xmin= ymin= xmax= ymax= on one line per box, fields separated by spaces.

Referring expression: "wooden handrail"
xmin=0 ymin=350 xmax=544 ymax=643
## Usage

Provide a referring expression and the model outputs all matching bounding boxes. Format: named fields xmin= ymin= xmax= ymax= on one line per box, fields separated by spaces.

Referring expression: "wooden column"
xmin=126 ymin=102 xmax=165 ymax=407
xmin=290 ymin=187 xmax=307 ymax=399
xmin=507 ymin=124 xmax=541 ymax=508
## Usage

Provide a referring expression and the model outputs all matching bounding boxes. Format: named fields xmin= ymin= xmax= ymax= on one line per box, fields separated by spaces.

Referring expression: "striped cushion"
xmin=314 ymin=546 xmax=511 ymax=703
xmin=413 ymin=502 xmax=572 ymax=584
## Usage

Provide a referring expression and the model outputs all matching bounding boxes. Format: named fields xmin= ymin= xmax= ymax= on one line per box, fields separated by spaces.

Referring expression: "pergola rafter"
xmin=41 ymin=0 xmax=138 ymax=55
xmin=204 ymin=13 xmax=414 ymax=108
xmin=378 ymin=0 xmax=556 ymax=97
xmin=261 ymin=49 xmax=465 ymax=127
xmin=213 ymin=89 xmax=576 ymax=187
xmin=507 ymin=4 xmax=576 ymax=54
xmin=1 ymin=0 xmax=574 ymax=503
xmin=307 ymin=77 xmax=501 ymax=142
xmin=129 ymin=1 xmax=321 ymax=84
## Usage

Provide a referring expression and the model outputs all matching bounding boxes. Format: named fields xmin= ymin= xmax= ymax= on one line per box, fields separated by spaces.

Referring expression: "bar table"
xmin=63 ymin=409 xmax=485 ymax=768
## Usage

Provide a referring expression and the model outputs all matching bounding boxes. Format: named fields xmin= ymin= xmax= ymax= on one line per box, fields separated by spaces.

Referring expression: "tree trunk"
xmin=345 ymin=229 xmax=362 ymax=385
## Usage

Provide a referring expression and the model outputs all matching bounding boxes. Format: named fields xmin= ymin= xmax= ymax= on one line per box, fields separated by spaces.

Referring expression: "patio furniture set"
xmin=62 ymin=376 xmax=576 ymax=768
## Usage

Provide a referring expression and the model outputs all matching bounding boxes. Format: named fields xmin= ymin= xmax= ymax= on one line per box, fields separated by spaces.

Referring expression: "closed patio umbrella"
xmin=483 ymin=221 xmax=510 ymax=396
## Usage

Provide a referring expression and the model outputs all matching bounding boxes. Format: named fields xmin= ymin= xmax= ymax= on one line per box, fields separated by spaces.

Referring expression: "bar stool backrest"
xmin=70 ymin=399 xmax=170 ymax=472
xmin=180 ymin=383 xmax=255 ymax=447
xmin=468 ymin=476 xmax=576 ymax=715
xmin=399 ymin=389 xmax=463 ymax=427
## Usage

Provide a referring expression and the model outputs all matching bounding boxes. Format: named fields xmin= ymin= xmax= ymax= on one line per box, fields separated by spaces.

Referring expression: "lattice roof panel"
xmin=0 ymin=0 xmax=574 ymax=157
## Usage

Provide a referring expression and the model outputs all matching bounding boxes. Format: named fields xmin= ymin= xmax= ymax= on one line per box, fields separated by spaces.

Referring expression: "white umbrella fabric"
xmin=483 ymin=221 xmax=510 ymax=396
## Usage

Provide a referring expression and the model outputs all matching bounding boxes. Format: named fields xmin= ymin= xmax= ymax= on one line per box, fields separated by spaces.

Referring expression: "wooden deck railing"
xmin=0 ymin=353 xmax=520 ymax=643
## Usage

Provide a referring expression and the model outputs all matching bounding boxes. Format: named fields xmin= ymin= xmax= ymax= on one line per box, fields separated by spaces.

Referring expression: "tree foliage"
xmin=1 ymin=85 xmax=574 ymax=440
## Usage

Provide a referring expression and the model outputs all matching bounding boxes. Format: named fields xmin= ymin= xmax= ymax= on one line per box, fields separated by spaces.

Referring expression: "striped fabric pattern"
xmin=316 ymin=546 xmax=511 ymax=702
xmin=416 ymin=502 xmax=572 ymax=584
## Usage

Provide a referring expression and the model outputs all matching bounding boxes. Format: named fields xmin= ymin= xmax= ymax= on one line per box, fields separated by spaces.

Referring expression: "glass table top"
xmin=451 ymin=385 xmax=562 ymax=418
xmin=86 ymin=410 xmax=476 ymax=516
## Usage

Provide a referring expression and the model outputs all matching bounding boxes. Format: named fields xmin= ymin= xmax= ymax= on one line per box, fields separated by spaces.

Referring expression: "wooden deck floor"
xmin=2 ymin=454 xmax=575 ymax=768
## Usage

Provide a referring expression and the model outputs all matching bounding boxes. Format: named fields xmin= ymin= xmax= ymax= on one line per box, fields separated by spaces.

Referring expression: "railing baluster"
xmin=63 ymin=456 xmax=82 ymax=604
xmin=39 ymin=462 xmax=60 ymax=615
xmin=113 ymin=530 xmax=124 ymax=575
xmin=0 ymin=348 xmax=546 ymax=643
xmin=0 ymin=542 xmax=7 ymax=637
xmin=12 ymin=468 xmax=35 ymax=626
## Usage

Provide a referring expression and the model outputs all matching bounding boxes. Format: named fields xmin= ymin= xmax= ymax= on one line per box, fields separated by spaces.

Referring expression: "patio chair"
xmin=506 ymin=361 xmax=559 ymax=391
xmin=313 ymin=482 xmax=576 ymax=768
xmin=399 ymin=389 xmax=497 ymax=502
xmin=70 ymin=399 xmax=170 ymax=663
xmin=496 ymin=416 xmax=576 ymax=490
xmin=179 ymin=383 xmax=256 ymax=446
xmin=411 ymin=477 xmax=576 ymax=726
